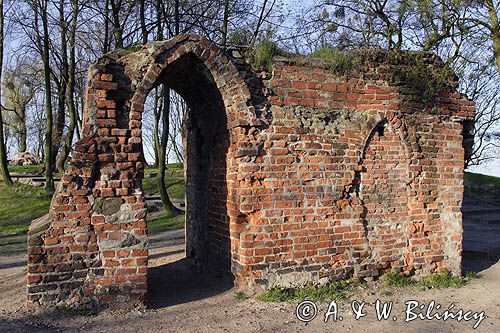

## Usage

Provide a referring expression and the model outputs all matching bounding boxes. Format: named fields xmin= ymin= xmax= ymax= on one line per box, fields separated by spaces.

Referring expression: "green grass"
xmin=381 ymin=271 xmax=414 ymax=288
xmin=143 ymin=164 xmax=185 ymax=199
xmin=251 ymin=39 xmax=278 ymax=72
xmin=234 ymin=291 xmax=248 ymax=301
xmin=7 ymin=163 xmax=64 ymax=178
xmin=145 ymin=163 xmax=184 ymax=172
xmin=465 ymin=271 xmax=479 ymax=280
xmin=0 ymin=233 xmax=28 ymax=253
xmin=310 ymin=46 xmax=357 ymax=74
xmin=8 ymin=164 xmax=44 ymax=174
xmin=257 ymin=279 xmax=357 ymax=303
xmin=416 ymin=271 xmax=465 ymax=289
xmin=147 ymin=211 xmax=185 ymax=234
xmin=0 ymin=182 xmax=53 ymax=235
xmin=55 ymin=304 xmax=95 ymax=316
xmin=380 ymin=271 xmax=466 ymax=290
xmin=465 ymin=172 xmax=500 ymax=186
xmin=142 ymin=176 xmax=185 ymax=199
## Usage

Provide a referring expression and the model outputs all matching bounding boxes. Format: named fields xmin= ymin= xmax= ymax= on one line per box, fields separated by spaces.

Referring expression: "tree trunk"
xmin=56 ymin=0 xmax=78 ymax=171
xmin=251 ymin=0 xmax=270 ymax=46
xmin=169 ymin=131 xmax=183 ymax=162
xmin=221 ymin=0 xmax=229 ymax=45
xmin=153 ymin=88 xmax=160 ymax=167
xmin=140 ymin=0 xmax=148 ymax=44
xmin=53 ymin=0 xmax=68 ymax=165
xmin=40 ymin=0 xmax=54 ymax=190
xmin=174 ymin=0 xmax=180 ymax=35
xmin=110 ymin=0 xmax=124 ymax=48
xmin=485 ymin=0 xmax=500 ymax=73
xmin=103 ymin=0 xmax=110 ymax=53
xmin=158 ymin=86 xmax=180 ymax=216
xmin=0 ymin=0 xmax=12 ymax=186
xmin=155 ymin=0 xmax=163 ymax=40
xmin=150 ymin=0 xmax=162 ymax=168
xmin=19 ymin=119 xmax=27 ymax=153
xmin=76 ymin=89 xmax=84 ymax=140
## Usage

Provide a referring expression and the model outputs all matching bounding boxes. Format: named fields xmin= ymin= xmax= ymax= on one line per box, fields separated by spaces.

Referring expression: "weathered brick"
xmin=27 ymin=34 xmax=472 ymax=312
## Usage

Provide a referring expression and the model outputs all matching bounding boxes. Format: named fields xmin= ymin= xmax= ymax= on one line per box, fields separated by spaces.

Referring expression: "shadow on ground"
xmin=462 ymin=192 xmax=500 ymax=273
xmin=147 ymin=257 xmax=234 ymax=309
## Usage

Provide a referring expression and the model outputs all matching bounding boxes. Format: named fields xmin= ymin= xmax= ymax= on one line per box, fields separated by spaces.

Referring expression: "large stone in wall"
xmin=93 ymin=197 xmax=124 ymax=215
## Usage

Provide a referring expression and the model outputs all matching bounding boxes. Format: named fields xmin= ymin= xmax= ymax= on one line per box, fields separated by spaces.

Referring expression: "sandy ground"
xmin=0 ymin=226 xmax=499 ymax=333
xmin=1 ymin=192 xmax=499 ymax=332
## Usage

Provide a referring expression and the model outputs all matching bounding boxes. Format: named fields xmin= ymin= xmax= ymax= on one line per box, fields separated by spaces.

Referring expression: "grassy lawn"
xmin=8 ymin=164 xmax=45 ymax=175
xmin=142 ymin=176 xmax=185 ymax=199
xmin=148 ymin=211 xmax=185 ymax=233
xmin=0 ymin=182 xmax=53 ymax=235
xmin=0 ymin=163 xmax=186 ymax=253
xmin=142 ymin=163 xmax=185 ymax=199
xmin=464 ymin=171 xmax=500 ymax=203
xmin=464 ymin=171 xmax=500 ymax=186
xmin=143 ymin=164 xmax=185 ymax=233
xmin=7 ymin=163 xmax=65 ymax=178
xmin=145 ymin=162 xmax=184 ymax=172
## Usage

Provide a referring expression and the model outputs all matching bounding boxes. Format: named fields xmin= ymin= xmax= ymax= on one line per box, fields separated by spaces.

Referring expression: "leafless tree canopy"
xmin=0 ymin=0 xmax=498 ymax=188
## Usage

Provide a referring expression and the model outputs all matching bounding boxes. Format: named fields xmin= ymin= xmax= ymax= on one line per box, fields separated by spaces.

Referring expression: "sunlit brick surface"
xmin=27 ymin=34 xmax=475 ymax=310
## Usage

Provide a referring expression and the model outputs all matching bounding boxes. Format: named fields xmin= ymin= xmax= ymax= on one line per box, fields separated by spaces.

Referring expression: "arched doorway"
xmin=26 ymin=35 xmax=258 ymax=309
xmin=143 ymin=53 xmax=232 ymax=307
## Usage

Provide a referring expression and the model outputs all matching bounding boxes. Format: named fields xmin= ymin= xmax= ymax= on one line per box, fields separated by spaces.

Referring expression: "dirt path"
xmin=0 ymin=227 xmax=499 ymax=333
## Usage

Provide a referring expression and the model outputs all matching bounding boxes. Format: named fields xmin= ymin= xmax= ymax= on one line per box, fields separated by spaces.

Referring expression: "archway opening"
xmin=143 ymin=53 xmax=232 ymax=308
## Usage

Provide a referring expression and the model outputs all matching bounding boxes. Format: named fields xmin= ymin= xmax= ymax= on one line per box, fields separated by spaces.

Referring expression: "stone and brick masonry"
xmin=27 ymin=34 xmax=475 ymax=310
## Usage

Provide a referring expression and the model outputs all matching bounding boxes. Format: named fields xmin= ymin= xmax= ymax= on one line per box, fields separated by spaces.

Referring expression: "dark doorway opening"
xmin=145 ymin=54 xmax=233 ymax=308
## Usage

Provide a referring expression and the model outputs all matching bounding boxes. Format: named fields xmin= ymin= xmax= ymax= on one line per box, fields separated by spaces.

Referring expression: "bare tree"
xmin=298 ymin=1 xmax=500 ymax=166
xmin=30 ymin=0 xmax=55 ymax=190
xmin=0 ymin=0 xmax=13 ymax=186
xmin=221 ymin=0 xmax=230 ymax=45
xmin=56 ymin=0 xmax=79 ymax=171
xmin=3 ymin=64 xmax=37 ymax=153
xmin=469 ymin=0 xmax=500 ymax=73
xmin=158 ymin=87 xmax=180 ymax=216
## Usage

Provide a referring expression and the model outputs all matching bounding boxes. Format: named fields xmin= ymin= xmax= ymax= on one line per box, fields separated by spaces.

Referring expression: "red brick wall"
xmin=233 ymin=58 xmax=473 ymax=286
xmin=27 ymin=35 xmax=474 ymax=310
xmin=362 ymin=123 xmax=409 ymax=271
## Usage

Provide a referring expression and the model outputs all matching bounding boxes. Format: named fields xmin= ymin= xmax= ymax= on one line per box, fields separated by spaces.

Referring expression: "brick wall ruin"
xmin=27 ymin=34 xmax=475 ymax=310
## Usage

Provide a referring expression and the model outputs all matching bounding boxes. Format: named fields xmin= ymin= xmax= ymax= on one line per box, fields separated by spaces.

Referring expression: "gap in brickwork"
xmin=145 ymin=54 xmax=233 ymax=307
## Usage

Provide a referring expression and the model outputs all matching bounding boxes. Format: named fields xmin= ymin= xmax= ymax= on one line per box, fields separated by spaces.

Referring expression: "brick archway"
xmin=27 ymin=35 xmax=260 ymax=309
xmin=27 ymin=38 xmax=475 ymax=310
